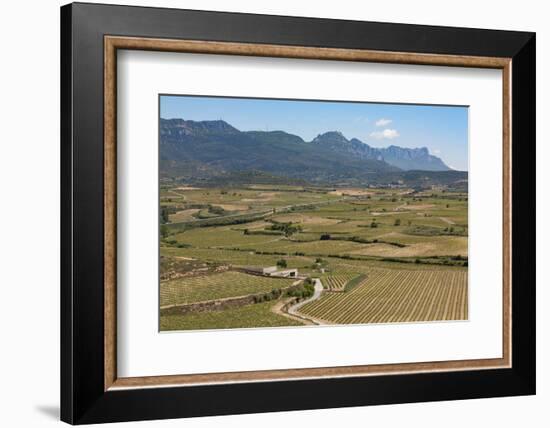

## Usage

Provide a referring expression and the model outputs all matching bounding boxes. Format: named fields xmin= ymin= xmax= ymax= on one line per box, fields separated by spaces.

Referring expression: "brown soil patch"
xmin=212 ymin=203 xmax=249 ymax=211
xmin=329 ymin=188 xmax=374 ymax=196
xmin=349 ymin=237 xmax=468 ymax=258
xmin=371 ymin=211 xmax=402 ymax=216
xmin=272 ymin=213 xmax=340 ymax=226
xmin=175 ymin=186 xmax=200 ymax=191
xmin=169 ymin=208 xmax=200 ymax=222
xmin=402 ymin=204 xmax=436 ymax=210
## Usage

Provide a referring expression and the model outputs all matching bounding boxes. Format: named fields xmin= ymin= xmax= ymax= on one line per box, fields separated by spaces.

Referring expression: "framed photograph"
xmin=61 ymin=2 xmax=536 ymax=424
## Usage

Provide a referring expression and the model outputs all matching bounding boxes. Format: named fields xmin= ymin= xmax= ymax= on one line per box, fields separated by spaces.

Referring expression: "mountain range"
xmin=160 ymin=118 xmax=463 ymax=186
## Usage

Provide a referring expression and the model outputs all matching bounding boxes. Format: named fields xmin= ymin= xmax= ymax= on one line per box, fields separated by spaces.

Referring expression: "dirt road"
xmin=286 ymin=278 xmax=325 ymax=324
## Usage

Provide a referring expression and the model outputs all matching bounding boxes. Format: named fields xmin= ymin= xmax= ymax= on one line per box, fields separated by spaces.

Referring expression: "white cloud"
xmin=370 ymin=128 xmax=400 ymax=139
xmin=375 ymin=118 xmax=392 ymax=127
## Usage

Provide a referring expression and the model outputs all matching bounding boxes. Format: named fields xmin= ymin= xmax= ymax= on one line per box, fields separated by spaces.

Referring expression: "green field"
xmin=159 ymin=184 xmax=468 ymax=331
xmin=161 ymin=301 xmax=303 ymax=331
xmin=161 ymin=271 xmax=295 ymax=306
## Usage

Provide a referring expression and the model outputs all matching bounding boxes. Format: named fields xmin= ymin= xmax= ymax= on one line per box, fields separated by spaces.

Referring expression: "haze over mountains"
xmin=160 ymin=118 xmax=464 ymax=187
xmin=310 ymin=131 xmax=450 ymax=171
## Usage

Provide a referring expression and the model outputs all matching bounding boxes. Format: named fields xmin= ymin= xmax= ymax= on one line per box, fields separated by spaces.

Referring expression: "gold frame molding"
xmin=104 ymin=36 xmax=512 ymax=391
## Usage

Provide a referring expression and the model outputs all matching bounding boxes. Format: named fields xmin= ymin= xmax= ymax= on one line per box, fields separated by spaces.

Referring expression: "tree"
xmin=320 ymin=234 xmax=331 ymax=240
xmin=276 ymin=259 xmax=287 ymax=268
xmin=394 ymin=218 xmax=401 ymax=226
xmin=268 ymin=221 xmax=301 ymax=237
xmin=160 ymin=224 xmax=169 ymax=239
xmin=160 ymin=208 xmax=169 ymax=224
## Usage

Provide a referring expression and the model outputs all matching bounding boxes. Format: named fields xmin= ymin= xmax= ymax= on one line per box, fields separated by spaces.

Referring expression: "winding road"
xmin=286 ymin=278 xmax=325 ymax=324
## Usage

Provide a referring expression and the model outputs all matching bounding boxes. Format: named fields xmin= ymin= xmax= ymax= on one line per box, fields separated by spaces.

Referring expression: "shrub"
xmin=268 ymin=221 xmax=302 ymax=236
xmin=208 ymin=205 xmax=226 ymax=215
xmin=394 ymin=218 xmax=401 ymax=226
xmin=270 ymin=289 xmax=281 ymax=299
xmin=161 ymin=208 xmax=170 ymax=224
xmin=286 ymin=281 xmax=315 ymax=299
xmin=276 ymin=259 xmax=287 ymax=268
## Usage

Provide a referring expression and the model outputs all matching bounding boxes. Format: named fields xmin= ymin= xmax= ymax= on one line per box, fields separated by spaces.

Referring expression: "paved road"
xmin=287 ymin=278 xmax=324 ymax=324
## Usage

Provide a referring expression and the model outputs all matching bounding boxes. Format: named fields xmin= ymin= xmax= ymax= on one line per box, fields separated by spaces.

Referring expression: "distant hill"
xmin=312 ymin=131 xmax=450 ymax=171
xmin=160 ymin=118 xmax=463 ymax=187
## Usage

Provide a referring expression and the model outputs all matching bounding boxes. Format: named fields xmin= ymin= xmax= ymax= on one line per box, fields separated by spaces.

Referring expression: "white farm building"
xmin=242 ymin=266 xmax=298 ymax=278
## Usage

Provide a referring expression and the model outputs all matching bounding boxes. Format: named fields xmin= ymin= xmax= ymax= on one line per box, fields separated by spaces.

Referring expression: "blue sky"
xmin=160 ymin=95 xmax=469 ymax=171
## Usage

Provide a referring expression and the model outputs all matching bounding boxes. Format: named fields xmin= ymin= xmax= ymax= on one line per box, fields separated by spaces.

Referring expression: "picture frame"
xmin=61 ymin=2 xmax=535 ymax=424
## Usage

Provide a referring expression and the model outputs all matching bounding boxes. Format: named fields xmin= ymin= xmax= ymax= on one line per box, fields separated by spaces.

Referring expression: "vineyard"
xmin=323 ymin=273 xmax=362 ymax=292
xmin=299 ymin=269 xmax=467 ymax=324
xmin=161 ymin=301 xmax=303 ymax=331
xmin=159 ymin=183 xmax=469 ymax=331
xmin=160 ymin=271 xmax=295 ymax=306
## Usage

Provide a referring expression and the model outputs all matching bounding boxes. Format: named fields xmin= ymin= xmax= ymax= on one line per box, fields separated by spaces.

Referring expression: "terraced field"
xmin=160 ymin=271 xmax=295 ymax=306
xmin=299 ymin=269 xmax=467 ymax=324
